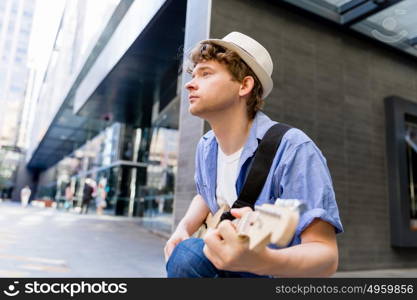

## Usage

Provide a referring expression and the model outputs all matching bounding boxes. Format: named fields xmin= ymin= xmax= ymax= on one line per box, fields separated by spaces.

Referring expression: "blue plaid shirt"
xmin=194 ymin=111 xmax=343 ymax=246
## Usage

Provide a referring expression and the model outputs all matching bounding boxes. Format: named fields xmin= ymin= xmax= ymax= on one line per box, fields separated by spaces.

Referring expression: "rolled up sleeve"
xmin=276 ymin=141 xmax=343 ymax=240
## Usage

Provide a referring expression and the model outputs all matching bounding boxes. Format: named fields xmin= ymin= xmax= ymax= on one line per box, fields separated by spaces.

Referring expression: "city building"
xmin=0 ymin=0 xmax=36 ymax=148
xmin=0 ymin=0 xmax=36 ymax=198
xmin=19 ymin=0 xmax=417 ymax=271
xmin=22 ymin=0 xmax=184 ymax=235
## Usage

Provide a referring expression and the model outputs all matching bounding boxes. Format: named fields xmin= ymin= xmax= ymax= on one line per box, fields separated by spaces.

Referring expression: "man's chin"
xmin=189 ymin=106 xmax=202 ymax=117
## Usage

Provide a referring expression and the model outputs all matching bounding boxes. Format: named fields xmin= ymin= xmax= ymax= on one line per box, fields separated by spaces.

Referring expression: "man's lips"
xmin=188 ymin=96 xmax=199 ymax=102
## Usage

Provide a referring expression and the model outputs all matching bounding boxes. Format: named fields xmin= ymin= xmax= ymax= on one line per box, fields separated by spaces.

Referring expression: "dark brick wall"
xmin=210 ymin=0 xmax=417 ymax=271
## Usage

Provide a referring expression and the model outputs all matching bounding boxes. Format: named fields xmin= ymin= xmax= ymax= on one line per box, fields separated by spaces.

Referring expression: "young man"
xmin=164 ymin=32 xmax=343 ymax=277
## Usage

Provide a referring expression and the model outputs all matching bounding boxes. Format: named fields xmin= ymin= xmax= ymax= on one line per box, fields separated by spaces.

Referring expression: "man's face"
xmin=185 ymin=60 xmax=241 ymax=118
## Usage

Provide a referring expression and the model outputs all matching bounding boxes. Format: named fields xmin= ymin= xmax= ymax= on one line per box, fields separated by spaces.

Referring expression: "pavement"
xmin=334 ymin=268 xmax=417 ymax=278
xmin=0 ymin=200 xmax=416 ymax=278
xmin=0 ymin=200 xmax=167 ymax=277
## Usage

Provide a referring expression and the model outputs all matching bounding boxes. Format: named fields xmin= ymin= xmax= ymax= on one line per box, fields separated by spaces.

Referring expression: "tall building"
xmin=21 ymin=0 xmax=417 ymax=271
xmin=0 ymin=0 xmax=36 ymax=198
xmin=0 ymin=0 xmax=36 ymax=148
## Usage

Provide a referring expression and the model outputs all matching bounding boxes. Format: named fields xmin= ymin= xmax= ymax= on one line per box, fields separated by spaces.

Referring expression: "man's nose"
xmin=184 ymin=78 xmax=197 ymax=91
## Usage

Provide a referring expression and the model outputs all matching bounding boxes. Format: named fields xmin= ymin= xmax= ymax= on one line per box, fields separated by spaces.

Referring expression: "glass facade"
xmin=0 ymin=146 xmax=22 ymax=199
xmin=38 ymin=105 xmax=179 ymax=226
xmin=33 ymin=95 xmax=179 ymax=232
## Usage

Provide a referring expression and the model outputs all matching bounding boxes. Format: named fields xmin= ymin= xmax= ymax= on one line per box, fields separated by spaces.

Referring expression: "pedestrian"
xmin=81 ymin=179 xmax=94 ymax=214
xmin=20 ymin=185 xmax=31 ymax=207
xmin=95 ymin=183 xmax=107 ymax=215
xmin=64 ymin=183 xmax=74 ymax=210
xmin=164 ymin=32 xmax=343 ymax=277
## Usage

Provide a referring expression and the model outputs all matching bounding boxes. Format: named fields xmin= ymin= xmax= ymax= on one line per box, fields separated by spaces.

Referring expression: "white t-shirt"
xmin=216 ymin=146 xmax=243 ymax=208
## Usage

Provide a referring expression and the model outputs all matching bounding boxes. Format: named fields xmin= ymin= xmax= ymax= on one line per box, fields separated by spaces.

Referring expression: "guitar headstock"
xmin=235 ymin=198 xmax=306 ymax=252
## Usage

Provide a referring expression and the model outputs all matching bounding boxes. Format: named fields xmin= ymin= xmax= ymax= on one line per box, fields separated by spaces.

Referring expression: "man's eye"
xmin=202 ymin=72 xmax=210 ymax=77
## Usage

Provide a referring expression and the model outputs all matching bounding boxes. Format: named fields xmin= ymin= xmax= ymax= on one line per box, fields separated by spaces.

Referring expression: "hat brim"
xmin=200 ymin=38 xmax=273 ymax=99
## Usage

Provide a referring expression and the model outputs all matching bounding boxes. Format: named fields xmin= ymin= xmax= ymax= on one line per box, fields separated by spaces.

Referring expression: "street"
xmin=0 ymin=201 xmax=167 ymax=277
xmin=1 ymin=201 xmax=416 ymax=278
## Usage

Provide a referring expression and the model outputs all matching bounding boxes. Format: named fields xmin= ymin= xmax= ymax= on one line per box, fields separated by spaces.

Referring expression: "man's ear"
xmin=238 ymin=76 xmax=255 ymax=98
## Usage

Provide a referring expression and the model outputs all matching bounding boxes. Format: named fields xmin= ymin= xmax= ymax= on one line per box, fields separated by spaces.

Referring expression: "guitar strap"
xmin=220 ymin=122 xmax=292 ymax=221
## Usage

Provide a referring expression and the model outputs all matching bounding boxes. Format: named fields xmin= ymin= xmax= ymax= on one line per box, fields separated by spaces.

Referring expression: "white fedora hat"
xmin=201 ymin=32 xmax=274 ymax=99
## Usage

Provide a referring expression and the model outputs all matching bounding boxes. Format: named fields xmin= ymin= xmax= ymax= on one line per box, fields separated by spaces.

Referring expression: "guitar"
xmin=194 ymin=199 xmax=306 ymax=252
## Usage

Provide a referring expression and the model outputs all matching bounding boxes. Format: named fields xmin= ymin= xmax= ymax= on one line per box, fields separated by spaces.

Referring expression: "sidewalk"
xmin=0 ymin=201 xmax=167 ymax=277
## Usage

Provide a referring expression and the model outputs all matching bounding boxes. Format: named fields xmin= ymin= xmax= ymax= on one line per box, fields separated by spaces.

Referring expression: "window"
xmin=20 ymin=28 xmax=30 ymax=36
xmin=11 ymin=1 xmax=18 ymax=13
xmin=8 ymin=23 xmax=14 ymax=33
xmin=385 ymin=96 xmax=417 ymax=247
xmin=10 ymin=85 xmax=22 ymax=93
xmin=23 ymin=10 xmax=32 ymax=18
xmin=16 ymin=47 xmax=26 ymax=55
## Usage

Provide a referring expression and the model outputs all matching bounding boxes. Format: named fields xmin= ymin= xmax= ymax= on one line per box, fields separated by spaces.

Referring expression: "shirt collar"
xmin=202 ymin=111 xmax=276 ymax=164
xmin=239 ymin=111 xmax=276 ymax=166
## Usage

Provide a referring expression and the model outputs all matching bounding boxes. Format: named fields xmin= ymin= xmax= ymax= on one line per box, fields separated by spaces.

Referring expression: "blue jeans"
xmin=166 ymin=238 xmax=269 ymax=278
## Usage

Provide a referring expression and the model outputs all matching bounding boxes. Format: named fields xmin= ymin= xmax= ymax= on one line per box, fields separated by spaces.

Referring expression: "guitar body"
xmin=193 ymin=199 xmax=305 ymax=251
xmin=194 ymin=204 xmax=229 ymax=238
